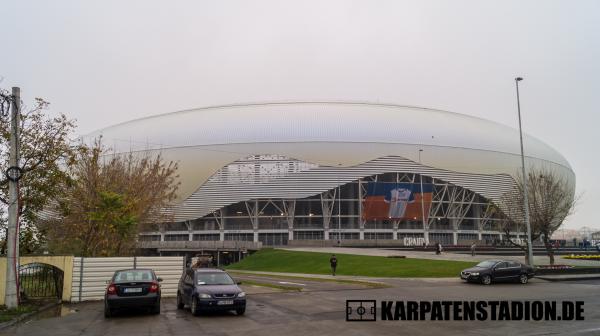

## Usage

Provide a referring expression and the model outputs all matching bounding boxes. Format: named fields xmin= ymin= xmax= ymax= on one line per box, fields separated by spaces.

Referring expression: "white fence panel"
xmin=136 ymin=256 xmax=184 ymax=297
xmin=71 ymin=256 xmax=184 ymax=302
xmin=71 ymin=257 xmax=133 ymax=302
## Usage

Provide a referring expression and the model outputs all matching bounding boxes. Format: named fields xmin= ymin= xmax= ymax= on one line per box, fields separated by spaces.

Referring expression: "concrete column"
xmin=253 ymin=231 xmax=259 ymax=243
xmin=393 ymin=231 xmax=398 ymax=240
xmin=324 ymin=230 xmax=330 ymax=240
xmin=424 ymin=231 xmax=429 ymax=245
xmin=160 ymin=232 xmax=165 ymax=242
xmin=478 ymin=232 xmax=483 ymax=241
xmin=287 ymin=207 xmax=294 ymax=242
xmin=358 ymin=178 xmax=365 ymax=241
xmin=218 ymin=209 xmax=226 ymax=242
xmin=186 ymin=221 xmax=193 ymax=242
xmin=453 ymin=231 xmax=458 ymax=245
xmin=473 ymin=204 xmax=482 ymax=237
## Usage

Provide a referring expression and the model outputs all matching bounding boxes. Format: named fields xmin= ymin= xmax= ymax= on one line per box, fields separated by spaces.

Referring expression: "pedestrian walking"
xmin=329 ymin=254 xmax=338 ymax=276
xmin=470 ymin=242 xmax=476 ymax=256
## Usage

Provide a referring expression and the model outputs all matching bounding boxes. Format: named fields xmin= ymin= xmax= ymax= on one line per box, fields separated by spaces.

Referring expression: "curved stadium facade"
xmin=89 ymin=102 xmax=575 ymax=247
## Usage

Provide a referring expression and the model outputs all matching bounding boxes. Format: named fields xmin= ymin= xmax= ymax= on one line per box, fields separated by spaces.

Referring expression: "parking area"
xmin=3 ymin=276 xmax=600 ymax=336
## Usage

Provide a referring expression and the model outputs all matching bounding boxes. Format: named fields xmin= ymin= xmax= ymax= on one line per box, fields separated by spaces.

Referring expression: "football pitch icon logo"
xmin=346 ymin=300 xmax=376 ymax=321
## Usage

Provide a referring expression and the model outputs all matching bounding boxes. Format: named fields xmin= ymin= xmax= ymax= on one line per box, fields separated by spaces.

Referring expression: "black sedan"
xmin=460 ymin=260 xmax=535 ymax=285
xmin=176 ymin=268 xmax=246 ymax=316
xmin=104 ymin=269 xmax=163 ymax=317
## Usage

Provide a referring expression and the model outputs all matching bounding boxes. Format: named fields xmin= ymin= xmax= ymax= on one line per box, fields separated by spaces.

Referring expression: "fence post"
xmin=133 ymin=256 xmax=137 ymax=269
xmin=78 ymin=257 xmax=84 ymax=303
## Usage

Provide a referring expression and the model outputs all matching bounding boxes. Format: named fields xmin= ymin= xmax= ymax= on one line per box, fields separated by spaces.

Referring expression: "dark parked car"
xmin=177 ymin=268 xmax=246 ymax=316
xmin=460 ymin=260 xmax=535 ymax=285
xmin=104 ymin=269 xmax=162 ymax=317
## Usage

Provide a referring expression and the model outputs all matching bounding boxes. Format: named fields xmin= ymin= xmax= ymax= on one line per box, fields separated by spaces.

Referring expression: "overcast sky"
xmin=1 ymin=0 xmax=599 ymax=231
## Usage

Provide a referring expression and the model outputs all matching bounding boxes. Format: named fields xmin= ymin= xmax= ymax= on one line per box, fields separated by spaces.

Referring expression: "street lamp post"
xmin=337 ymin=163 xmax=342 ymax=246
xmin=515 ymin=77 xmax=535 ymax=266
xmin=418 ymin=149 xmax=428 ymax=245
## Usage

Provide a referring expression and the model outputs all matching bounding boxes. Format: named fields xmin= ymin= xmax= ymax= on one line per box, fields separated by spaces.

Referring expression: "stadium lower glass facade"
xmin=141 ymin=164 xmax=525 ymax=246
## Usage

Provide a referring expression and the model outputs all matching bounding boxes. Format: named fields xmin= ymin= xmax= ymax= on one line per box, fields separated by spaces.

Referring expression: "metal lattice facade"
xmin=142 ymin=155 xmax=527 ymax=246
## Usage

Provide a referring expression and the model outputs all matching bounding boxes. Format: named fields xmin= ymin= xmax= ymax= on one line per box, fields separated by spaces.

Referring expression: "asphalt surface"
xmin=232 ymin=273 xmax=373 ymax=291
xmin=3 ymin=276 xmax=600 ymax=336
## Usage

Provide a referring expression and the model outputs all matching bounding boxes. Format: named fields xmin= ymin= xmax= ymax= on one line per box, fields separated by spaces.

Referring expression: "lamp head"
xmin=516 ymin=77 xmax=523 ymax=81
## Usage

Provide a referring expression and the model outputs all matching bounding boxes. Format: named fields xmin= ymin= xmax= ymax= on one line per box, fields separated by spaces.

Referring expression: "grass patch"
xmin=226 ymin=249 xmax=477 ymax=278
xmin=0 ymin=304 xmax=35 ymax=323
xmin=241 ymin=279 xmax=303 ymax=291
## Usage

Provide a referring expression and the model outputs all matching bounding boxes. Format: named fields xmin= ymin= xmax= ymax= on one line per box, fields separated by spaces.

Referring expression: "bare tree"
xmin=43 ymin=139 xmax=180 ymax=256
xmin=494 ymin=168 xmax=577 ymax=265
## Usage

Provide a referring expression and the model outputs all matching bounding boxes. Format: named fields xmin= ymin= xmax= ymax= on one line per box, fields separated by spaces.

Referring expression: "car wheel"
xmin=176 ymin=292 xmax=184 ymax=310
xmin=481 ymin=275 xmax=492 ymax=285
xmin=104 ymin=303 xmax=113 ymax=318
xmin=236 ymin=308 xmax=246 ymax=316
xmin=519 ymin=274 xmax=529 ymax=284
xmin=191 ymin=296 xmax=201 ymax=316
xmin=152 ymin=301 xmax=161 ymax=314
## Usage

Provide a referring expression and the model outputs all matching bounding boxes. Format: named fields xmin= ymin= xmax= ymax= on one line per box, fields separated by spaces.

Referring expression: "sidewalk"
xmin=281 ymin=247 xmax=600 ymax=266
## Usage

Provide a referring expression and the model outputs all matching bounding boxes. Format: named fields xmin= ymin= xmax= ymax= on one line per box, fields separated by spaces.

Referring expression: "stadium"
xmin=88 ymin=102 xmax=575 ymax=250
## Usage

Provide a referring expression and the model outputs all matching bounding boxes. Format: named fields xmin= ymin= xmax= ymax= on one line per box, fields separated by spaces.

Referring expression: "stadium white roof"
xmin=87 ymin=102 xmax=574 ymax=202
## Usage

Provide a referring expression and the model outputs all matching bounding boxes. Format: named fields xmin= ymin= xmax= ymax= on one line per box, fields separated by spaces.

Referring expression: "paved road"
xmin=4 ymin=277 xmax=600 ymax=336
xmin=233 ymin=273 xmax=373 ymax=292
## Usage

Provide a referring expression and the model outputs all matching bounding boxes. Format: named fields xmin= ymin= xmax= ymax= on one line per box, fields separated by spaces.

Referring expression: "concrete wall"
xmin=0 ymin=255 xmax=74 ymax=305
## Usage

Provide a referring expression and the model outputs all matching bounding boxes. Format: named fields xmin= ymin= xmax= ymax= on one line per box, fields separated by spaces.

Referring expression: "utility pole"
xmin=418 ymin=149 xmax=428 ymax=245
xmin=5 ymin=87 xmax=21 ymax=308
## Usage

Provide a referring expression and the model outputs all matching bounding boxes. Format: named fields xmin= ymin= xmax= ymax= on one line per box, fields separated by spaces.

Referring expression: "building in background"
xmin=88 ymin=102 xmax=575 ymax=250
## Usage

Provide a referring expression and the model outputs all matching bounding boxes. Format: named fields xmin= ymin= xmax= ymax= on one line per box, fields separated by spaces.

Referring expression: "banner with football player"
xmin=362 ymin=182 xmax=433 ymax=221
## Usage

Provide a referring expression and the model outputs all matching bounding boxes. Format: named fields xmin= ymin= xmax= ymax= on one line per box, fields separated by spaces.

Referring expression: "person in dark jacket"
xmin=329 ymin=254 xmax=338 ymax=276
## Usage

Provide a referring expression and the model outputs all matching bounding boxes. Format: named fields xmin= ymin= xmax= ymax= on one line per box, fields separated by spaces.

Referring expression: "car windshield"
xmin=113 ymin=270 xmax=153 ymax=283
xmin=197 ymin=272 xmax=235 ymax=285
xmin=476 ymin=261 xmax=498 ymax=268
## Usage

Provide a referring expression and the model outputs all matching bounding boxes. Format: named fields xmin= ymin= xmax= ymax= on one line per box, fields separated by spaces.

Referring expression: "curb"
xmin=0 ymin=301 xmax=60 ymax=330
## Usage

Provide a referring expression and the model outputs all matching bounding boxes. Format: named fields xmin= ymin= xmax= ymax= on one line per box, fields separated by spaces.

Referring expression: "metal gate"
xmin=19 ymin=263 xmax=64 ymax=302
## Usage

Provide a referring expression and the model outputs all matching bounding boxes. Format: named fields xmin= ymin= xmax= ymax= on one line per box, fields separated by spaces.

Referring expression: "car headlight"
xmin=470 ymin=272 xmax=479 ymax=276
xmin=198 ymin=293 xmax=212 ymax=299
xmin=237 ymin=292 xmax=246 ymax=298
